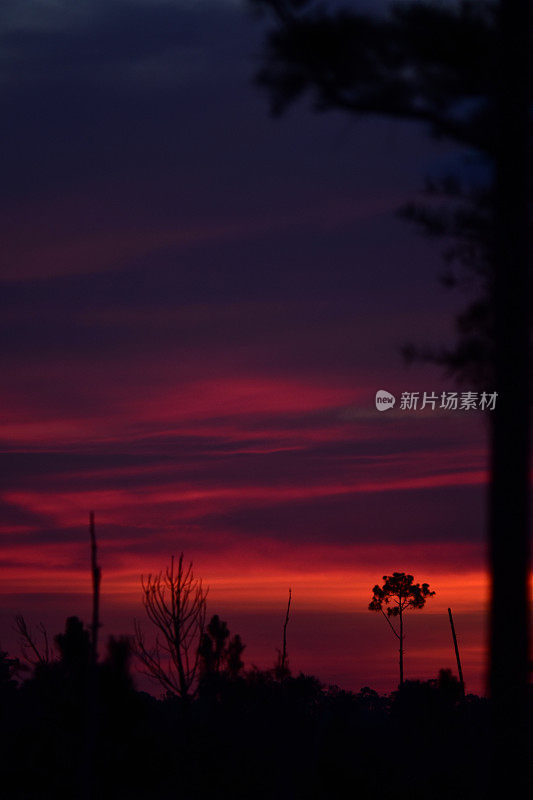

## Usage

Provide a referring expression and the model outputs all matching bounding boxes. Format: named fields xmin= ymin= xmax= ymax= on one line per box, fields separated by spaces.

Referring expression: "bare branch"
xmin=380 ymin=608 xmax=400 ymax=640
xmin=14 ymin=615 xmax=53 ymax=666
xmin=134 ymin=553 xmax=208 ymax=699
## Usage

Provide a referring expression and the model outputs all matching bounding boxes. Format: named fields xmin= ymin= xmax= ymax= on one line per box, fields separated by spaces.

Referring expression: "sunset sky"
xmin=1 ymin=0 xmax=494 ymax=693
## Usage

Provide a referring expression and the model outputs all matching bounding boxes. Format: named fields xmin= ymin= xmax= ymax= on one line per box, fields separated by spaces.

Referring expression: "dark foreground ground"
xmin=1 ymin=616 xmax=529 ymax=800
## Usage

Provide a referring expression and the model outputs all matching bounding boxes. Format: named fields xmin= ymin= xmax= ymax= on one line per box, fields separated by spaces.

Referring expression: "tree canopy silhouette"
xmin=369 ymin=572 xmax=435 ymax=686
xmin=198 ymin=613 xmax=245 ymax=683
xmin=251 ymin=0 xmax=497 ymax=381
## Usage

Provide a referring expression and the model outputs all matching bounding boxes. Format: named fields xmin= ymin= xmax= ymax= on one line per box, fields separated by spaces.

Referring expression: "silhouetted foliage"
xmin=0 ymin=649 xmax=20 ymax=705
xmin=2 ymin=602 xmax=528 ymax=800
xmin=55 ymin=615 xmax=92 ymax=680
xmin=198 ymin=614 xmax=245 ymax=682
xmin=251 ymin=0 xmax=500 ymax=382
xmin=369 ymin=572 xmax=435 ymax=685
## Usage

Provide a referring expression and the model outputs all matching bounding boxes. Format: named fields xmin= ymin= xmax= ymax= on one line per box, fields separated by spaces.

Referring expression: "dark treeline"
xmin=2 ymin=549 xmax=529 ymax=798
xmin=0 ymin=610 xmax=499 ymax=800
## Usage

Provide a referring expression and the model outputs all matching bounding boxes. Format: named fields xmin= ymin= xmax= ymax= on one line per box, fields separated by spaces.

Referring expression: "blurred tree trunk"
xmin=399 ymin=604 xmax=404 ymax=687
xmin=252 ymin=4 xmax=531 ymax=778
xmin=490 ymin=0 xmax=531 ymax=782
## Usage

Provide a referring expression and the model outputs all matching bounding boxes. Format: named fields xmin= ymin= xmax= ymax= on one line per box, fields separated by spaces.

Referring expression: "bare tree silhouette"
xmin=134 ymin=553 xmax=208 ymax=699
xmin=369 ymin=572 xmax=435 ymax=686
xmin=13 ymin=615 xmax=53 ymax=666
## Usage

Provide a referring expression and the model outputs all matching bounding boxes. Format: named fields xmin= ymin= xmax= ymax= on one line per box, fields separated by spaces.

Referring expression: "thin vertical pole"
xmin=281 ymin=587 xmax=291 ymax=675
xmin=84 ymin=511 xmax=101 ymax=800
xmin=89 ymin=511 xmax=101 ymax=663
xmin=448 ymin=607 xmax=465 ymax=696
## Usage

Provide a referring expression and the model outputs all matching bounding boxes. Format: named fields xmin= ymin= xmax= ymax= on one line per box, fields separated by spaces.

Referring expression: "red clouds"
xmin=0 ymin=362 xmax=493 ymax=694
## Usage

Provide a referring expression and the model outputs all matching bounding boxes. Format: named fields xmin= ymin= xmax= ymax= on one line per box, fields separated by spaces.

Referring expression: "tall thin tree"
xmin=369 ymin=572 xmax=435 ymax=686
